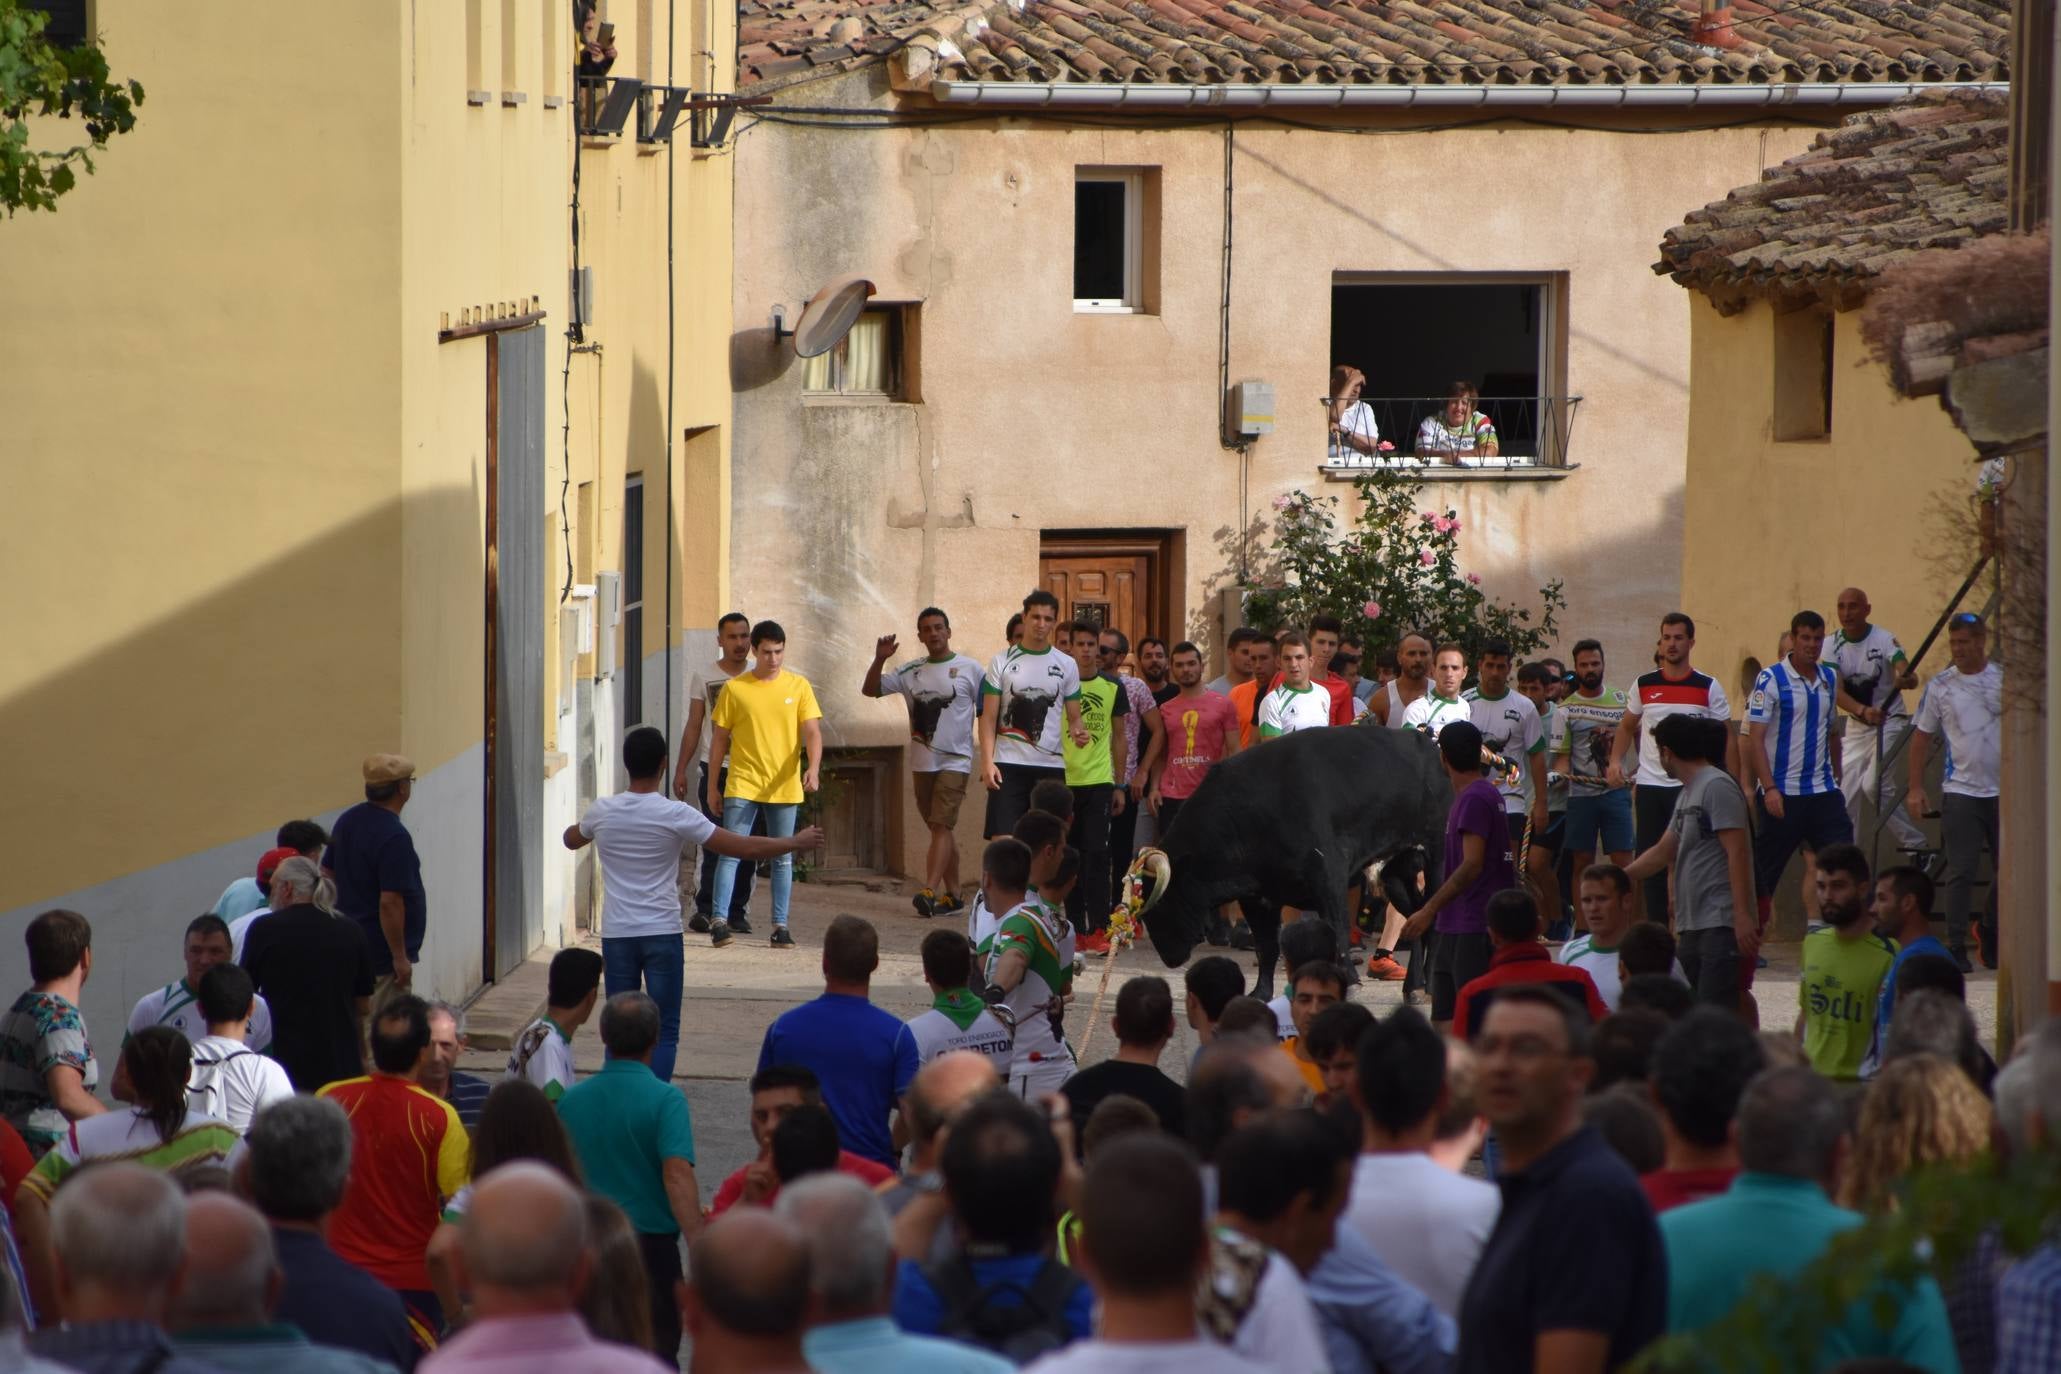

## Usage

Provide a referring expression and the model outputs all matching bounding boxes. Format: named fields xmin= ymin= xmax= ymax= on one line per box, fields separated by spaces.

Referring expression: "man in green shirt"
xmin=1660 ymin=1065 xmax=1958 ymax=1369
xmin=1063 ymin=621 xmax=1128 ymax=952
xmin=556 ymin=991 xmax=700 ymax=1361
xmin=1796 ymin=844 xmax=1897 ymax=1081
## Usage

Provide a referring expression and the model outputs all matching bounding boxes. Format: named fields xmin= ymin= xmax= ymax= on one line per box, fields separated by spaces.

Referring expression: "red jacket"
xmin=1454 ymin=943 xmax=1610 ymax=1040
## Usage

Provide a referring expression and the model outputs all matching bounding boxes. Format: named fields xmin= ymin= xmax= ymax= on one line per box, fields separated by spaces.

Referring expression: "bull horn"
xmin=1133 ymin=848 xmax=1172 ymax=913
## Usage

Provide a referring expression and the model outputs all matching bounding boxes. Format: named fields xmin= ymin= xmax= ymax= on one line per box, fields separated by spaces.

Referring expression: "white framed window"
xmin=1074 ymin=171 xmax=1143 ymax=313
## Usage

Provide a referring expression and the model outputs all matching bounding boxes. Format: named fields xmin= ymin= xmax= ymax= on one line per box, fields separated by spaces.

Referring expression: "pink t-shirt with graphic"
xmin=1158 ymin=690 xmax=1239 ymax=800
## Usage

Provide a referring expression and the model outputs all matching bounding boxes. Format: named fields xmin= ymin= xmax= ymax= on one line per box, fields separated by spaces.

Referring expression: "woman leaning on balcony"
xmin=1327 ymin=365 xmax=1386 ymax=465
xmin=1416 ymin=380 xmax=1501 ymax=465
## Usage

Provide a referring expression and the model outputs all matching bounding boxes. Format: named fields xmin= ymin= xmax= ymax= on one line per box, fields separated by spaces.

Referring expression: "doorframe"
xmin=1039 ymin=529 xmax=1182 ymax=645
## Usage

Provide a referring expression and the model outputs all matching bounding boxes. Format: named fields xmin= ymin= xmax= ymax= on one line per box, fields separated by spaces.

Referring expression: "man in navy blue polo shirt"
xmin=1456 ymin=985 xmax=1667 ymax=1374
xmin=323 ymin=754 xmax=428 ymax=1012
xmin=757 ymin=915 xmax=919 ymax=1169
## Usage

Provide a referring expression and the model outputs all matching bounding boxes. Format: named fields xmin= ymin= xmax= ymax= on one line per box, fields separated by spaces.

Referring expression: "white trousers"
xmin=1842 ymin=717 xmax=1926 ymax=850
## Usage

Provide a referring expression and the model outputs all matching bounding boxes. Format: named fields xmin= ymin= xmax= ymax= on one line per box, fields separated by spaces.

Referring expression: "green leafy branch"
xmin=1 ymin=0 xmax=143 ymax=215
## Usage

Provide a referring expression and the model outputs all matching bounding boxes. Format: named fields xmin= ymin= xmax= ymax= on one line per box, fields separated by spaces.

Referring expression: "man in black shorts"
xmin=977 ymin=589 xmax=1088 ymax=838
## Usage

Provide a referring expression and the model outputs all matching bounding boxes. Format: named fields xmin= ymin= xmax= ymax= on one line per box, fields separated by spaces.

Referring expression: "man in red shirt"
xmin=707 ymin=1064 xmax=891 ymax=1215
xmin=317 ymin=995 xmax=468 ymax=1350
xmin=1452 ymin=891 xmax=1608 ymax=1040
xmin=1642 ymin=1007 xmax=1763 ymax=1213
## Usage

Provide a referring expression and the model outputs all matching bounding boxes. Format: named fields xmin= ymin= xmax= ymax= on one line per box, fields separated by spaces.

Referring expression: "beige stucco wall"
xmin=1678 ymin=298 xmax=1980 ymax=706
xmin=731 ymin=70 xmax=1825 ymax=874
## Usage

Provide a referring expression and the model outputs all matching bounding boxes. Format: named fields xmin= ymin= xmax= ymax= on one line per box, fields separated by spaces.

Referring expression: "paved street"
xmin=461 ymin=874 xmax=2002 ymax=1204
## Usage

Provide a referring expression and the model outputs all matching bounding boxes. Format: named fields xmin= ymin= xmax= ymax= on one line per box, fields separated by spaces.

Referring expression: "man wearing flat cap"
xmin=323 ymin=754 xmax=427 ymax=1012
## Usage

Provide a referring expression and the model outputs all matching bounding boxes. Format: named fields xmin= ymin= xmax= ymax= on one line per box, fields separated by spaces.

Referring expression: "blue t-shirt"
xmin=757 ymin=994 xmax=920 ymax=1168
xmin=892 ymin=1254 xmax=1096 ymax=1343
xmin=1870 ymin=934 xmax=1951 ymax=1073
xmin=1441 ymin=778 xmax=1516 ymax=935
xmin=324 ymin=802 xmax=426 ymax=977
xmin=558 ymin=1059 xmax=698 ymax=1236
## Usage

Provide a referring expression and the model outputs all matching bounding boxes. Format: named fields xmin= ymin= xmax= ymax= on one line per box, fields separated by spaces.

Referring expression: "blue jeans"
xmin=602 ymin=934 xmax=683 ymax=1082
xmin=712 ymin=799 xmax=798 ymax=926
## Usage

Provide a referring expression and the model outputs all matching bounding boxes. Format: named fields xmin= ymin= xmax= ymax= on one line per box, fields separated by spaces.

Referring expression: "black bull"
xmin=1141 ymin=725 xmax=1453 ymax=1000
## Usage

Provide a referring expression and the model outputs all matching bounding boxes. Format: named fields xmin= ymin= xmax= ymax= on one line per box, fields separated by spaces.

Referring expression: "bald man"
xmin=171 ymin=1194 xmax=392 ymax=1373
xmin=426 ymin=1163 xmax=671 ymax=1373
xmin=1830 ymin=587 xmax=1923 ymax=850
xmin=879 ymin=1050 xmax=1001 ymax=1261
xmin=681 ymin=1210 xmax=814 ymax=1374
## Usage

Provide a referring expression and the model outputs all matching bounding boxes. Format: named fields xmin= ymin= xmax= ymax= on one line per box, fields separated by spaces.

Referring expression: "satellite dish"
xmin=785 ymin=275 xmax=877 ymax=359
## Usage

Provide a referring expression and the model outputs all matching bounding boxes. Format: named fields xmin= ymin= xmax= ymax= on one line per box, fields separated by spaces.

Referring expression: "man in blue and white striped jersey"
xmin=1743 ymin=610 xmax=1881 ymax=941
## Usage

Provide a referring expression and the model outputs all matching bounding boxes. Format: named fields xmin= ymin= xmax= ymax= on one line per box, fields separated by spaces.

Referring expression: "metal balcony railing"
xmin=1321 ymin=394 xmax=1584 ymax=472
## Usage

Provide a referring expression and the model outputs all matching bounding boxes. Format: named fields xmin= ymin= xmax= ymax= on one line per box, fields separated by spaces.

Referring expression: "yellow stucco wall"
xmin=0 ymin=3 xmax=406 ymax=910
xmin=1678 ymin=298 xmax=1981 ymax=706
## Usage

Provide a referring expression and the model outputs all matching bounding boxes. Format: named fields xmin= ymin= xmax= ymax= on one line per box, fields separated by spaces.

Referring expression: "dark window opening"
xmin=1772 ymin=306 xmax=1834 ymax=442
xmin=1074 ymin=178 xmax=1131 ymax=306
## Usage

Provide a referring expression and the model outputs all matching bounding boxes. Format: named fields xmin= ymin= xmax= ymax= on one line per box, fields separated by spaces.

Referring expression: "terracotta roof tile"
xmin=1655 ymin=88 xmax=2009 ymax=307
xmin=738 ymin=0 xmax=2013 ymax=87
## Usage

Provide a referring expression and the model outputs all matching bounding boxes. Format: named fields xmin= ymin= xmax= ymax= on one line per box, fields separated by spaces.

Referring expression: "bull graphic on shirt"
xmin=1000 ymin=687 xmax=1058 ymax=746
xmin=907 ymin=691 xmax=952 ymax=748
xmin=1840 ymin=671 xmax=1879 ymax=708
xmin=1576 ymin=723 xmax=1614 ymax=780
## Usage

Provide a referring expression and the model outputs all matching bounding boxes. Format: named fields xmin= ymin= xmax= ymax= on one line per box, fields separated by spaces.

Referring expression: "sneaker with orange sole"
xmin=1365 ymin=954 xmax=1406 ymax=981
xmin=1077 ymin=931 xmax=1112 ymax=955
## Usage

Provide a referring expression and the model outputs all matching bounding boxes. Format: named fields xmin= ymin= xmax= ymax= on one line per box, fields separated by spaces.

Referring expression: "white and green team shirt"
xmin=983 ymin=646 xmax=1083 ymax=768
xmin=1553 ymin=685 xmax=1630 ymax=798
xmin=1557 ymin=934 xmax=1688 ymax=1011
xmin=1828 ymin=624 xmax=1909 ymax=729
xmin=1401 ymin=691 xmax=1471 ymax=737
xmin=506 ymin=1015 xmax=577 ymax=1102
xmin=881 ymin=652 xmax=984 ymax=773
xmin=128 ymin=981 xmax=273 ymax=1054
xmin=906 ymin=990 xmax=1014 ymax=1072
xmin=1464 ymin=689 xmax=1546 ymax=810
xmin=1257 ymin=683 xmax=1331 ymax=738
xmin=984 ymin=899 xmax=1074 ymax=1076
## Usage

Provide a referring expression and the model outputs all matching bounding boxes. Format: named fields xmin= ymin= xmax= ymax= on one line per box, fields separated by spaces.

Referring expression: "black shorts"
xmin=1751 ymin=791 xmax=1853 ymax=896
xmin=985 ymin=763 xmax=1066 ymax=838
xmin=1430 ymin=930 xmax=1494 ymax=1024
xmin=1508 ymin=809 xmax=1564 ymax=857
xmin=1156 ymin=795 xmax=1186 ymax=840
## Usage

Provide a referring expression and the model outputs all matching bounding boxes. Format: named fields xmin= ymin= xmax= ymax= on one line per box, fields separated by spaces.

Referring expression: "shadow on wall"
xmin=0 ymin=487 xmax=489 ymax=979
xmin=731 ymin=324 xmax=801 ymax=394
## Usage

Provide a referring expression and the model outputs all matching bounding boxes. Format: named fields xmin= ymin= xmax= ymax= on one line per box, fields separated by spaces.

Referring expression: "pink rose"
xmin=1467 ymin=572 xmax=1482 ymax=585
xmin=1420 ymin=511 xmax=1438 ymax=524
xmin=1272 ymin=494 xmax=1291 ymax=511
xmin=1419 ymin=549 xmax=1436 ymax=566
xmin=1378 ymin=441 xmax=1395 ymax=452
xmin=1362 ymin=600 xmax=1382 ymax=620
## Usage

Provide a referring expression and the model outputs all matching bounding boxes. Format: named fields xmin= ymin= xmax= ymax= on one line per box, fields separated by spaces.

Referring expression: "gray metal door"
xmin=492 ymin=325 xmax=546 ymax=978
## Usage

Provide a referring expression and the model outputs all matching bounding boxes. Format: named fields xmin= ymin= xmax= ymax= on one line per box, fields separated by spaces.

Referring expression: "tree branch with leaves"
xmin=1 ymin=0 xmax=142 ymax=216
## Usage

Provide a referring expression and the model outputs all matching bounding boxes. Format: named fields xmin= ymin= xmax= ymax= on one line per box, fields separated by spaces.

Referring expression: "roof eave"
xmin=926 ymin=80 xmax=2010 ymax=109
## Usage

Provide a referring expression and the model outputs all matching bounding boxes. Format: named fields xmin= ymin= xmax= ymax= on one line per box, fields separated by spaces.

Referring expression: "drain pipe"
xmin=1691 ymin=0 xmax=1742 ymax=49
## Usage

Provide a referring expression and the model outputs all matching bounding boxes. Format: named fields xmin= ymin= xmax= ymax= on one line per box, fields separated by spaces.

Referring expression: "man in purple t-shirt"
xmin=1400 ymin=720 xmax=1518 ymax=1032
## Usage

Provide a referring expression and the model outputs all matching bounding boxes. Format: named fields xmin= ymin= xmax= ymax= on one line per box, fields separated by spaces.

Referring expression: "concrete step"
xmin=459 ymin=950 xmax=555 ymax=1051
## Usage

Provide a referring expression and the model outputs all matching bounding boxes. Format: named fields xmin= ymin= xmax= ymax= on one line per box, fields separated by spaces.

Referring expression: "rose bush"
xmin=1240 ymin=469 xmax=1564 ymax=663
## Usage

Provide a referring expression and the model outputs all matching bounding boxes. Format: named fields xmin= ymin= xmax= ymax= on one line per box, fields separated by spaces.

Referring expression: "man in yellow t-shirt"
xmin=707 ymin=619 xmax=824 ymax=948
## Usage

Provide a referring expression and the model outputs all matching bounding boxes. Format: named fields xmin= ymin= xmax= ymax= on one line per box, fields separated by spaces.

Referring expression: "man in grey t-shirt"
xmin=1625 ymin=714 xmax=1757 ymax=1015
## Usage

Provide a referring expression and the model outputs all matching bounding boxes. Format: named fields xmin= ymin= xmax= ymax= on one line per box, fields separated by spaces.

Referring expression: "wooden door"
xmin=1040 ymin=538 xmax=1162 ymax=652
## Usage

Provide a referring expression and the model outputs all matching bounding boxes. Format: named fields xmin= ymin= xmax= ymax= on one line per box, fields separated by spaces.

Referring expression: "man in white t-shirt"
xmin=1909 ymin=613 xmax=2003 ymax=969
xmin=865 ymin=607 xmax=984 ymax=921
xmin=1401 ymin=643 xmax=1472 ymax=736
xmin=979 ymin=590 xmax=1089 ymax=839
xmin=1610 ymin=612 xmax=1734 ymax=924
xmin=674 ymin=611 xmax=756 ymax=932
xmin=1343 ymin=1005 xmax=1500 ymax=1317
xmin=566 ymin=725 xmax=823 ymax=1083
xmin=1557 ymin=864 xmax=1685 ymax=1011
xmin=1256 ymin=632 xmax=1331 ymax=739
xmin=907 ymin=928 xmax=1012 ymax=1073
xmin=1830 ymin=587 xmax=1925 ymax=851
xmin=186 ymin=964 xmax=294 ymax=1134
xmin=1210 ymin=1113 xmax=1344 ymax=1374
xmin=1040 ymin=1134 xmax=1270 ymax=1374
xmin=507 ymin=947 xmax=605 ymax=1104
xmin=116 ymin=914 xmax=275 ymax=1103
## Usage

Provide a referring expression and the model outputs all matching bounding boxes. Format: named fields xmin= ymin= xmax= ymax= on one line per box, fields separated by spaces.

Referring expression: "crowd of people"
xmin=0 ymin=578 xmax=2042 ymax=1374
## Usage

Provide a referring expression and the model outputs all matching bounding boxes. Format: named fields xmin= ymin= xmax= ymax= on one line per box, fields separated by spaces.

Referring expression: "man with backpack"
xmin=186 ymin=964 xmax=294 ymax=1134
xmin=892 ymin=1092 xmax=1092 ymax=1364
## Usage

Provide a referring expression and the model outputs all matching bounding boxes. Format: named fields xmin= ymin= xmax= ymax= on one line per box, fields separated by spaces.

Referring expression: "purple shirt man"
xmin=1441 ymin=778 xmax=1516 ymax=936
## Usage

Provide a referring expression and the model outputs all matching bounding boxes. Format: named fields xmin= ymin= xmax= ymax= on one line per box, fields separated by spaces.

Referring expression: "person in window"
xmin=1327 ymin=366 xmax=1389 ymax=466
xmin=576 ymin=1 xmax=616 ymax=80
xmin=1415 ymin=382 xmax=1500 ymax=465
